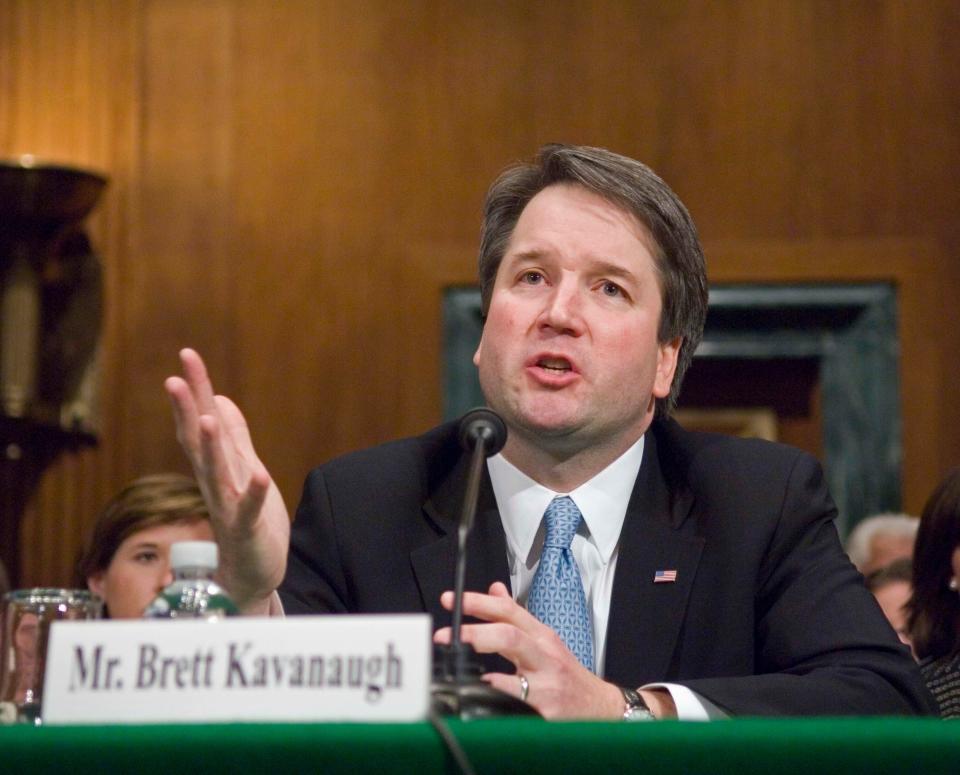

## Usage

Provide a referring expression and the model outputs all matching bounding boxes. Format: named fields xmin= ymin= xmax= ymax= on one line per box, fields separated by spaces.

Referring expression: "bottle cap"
xmin=169 ymin=540 xmax=219 ymax=571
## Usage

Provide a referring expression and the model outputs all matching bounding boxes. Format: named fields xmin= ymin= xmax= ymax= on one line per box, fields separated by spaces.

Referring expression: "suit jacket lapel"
xmin=410 ymin=449 xmax=510 ymax=628
xmin=604 ymin=424 xmax=704 ymax=687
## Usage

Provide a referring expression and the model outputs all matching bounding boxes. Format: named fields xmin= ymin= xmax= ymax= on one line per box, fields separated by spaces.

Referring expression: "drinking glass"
xmin=0 ymin=588 xmax=102 ymax=724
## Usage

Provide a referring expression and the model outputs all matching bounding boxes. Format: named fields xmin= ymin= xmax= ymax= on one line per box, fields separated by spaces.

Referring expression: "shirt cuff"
xmin=641 ymin=682 xmax=728 ymax=720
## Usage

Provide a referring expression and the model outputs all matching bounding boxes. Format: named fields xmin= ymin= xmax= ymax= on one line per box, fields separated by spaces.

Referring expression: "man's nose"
xmin=159 ymin=566 xmax=174 ymax=589
xmin=540 ymin=282 xmax=583 ymax=334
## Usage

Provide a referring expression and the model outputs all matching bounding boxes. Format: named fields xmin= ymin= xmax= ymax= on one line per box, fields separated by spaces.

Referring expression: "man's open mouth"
xmin=537 ymin=357 xmax=572 ymax=374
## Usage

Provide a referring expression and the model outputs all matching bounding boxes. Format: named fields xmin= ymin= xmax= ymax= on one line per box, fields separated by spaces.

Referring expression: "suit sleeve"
xmin=277 ymin=468 xmax=352 ymax=615
xmin=682 ymin=452 xmax=936 ymax=716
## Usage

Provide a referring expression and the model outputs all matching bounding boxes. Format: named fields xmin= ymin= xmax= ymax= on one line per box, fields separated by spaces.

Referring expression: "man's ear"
xmin=652 ymin=336 xmax=682 ymax=399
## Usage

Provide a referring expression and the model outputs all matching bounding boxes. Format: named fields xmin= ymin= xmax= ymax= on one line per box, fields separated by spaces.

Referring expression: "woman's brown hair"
xmin=77 ymin=473 xmax=209 ymax=583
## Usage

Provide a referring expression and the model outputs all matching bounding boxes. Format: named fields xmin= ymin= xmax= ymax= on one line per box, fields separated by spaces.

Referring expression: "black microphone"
xmin=458 ymin=407 xmax=507 ymax=456
xmin=450 ymin=408 xmax=506 ymax=650
xmin=431 ymin=408 xmax=539 ymax=719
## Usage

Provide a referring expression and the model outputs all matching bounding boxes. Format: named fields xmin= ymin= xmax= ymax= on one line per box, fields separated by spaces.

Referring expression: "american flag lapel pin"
xmin=654 ymin=569 xmax=677 ymax=583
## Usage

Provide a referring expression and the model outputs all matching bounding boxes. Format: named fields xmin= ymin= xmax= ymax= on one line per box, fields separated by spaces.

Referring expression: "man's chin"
xmin=502 ymin=404 xmax=653 ymax=452
xmin=509 ymin=411 xmax=585 ymax=442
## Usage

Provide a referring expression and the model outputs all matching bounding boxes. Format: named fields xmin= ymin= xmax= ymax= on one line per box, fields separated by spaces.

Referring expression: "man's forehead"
xmin=507 ymin=182 xmax=657 ymax=257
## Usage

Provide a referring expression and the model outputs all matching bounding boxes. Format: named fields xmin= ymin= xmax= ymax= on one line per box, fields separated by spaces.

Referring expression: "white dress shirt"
xmin=488 ymin=437 xmax=642 ymax=676
xmin=488 ymin=437 xmax=723 ymax=720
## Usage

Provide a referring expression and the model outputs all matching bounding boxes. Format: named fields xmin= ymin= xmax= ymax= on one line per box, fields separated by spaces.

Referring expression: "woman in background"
xmin=78 ymin=473 xmax=213 ymax=618
xmin=908 ymin=466 xmax=960 ymax=718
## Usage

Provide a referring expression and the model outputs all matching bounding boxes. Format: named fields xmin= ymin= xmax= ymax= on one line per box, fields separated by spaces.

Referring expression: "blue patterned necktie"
xmin=526 ymin=496 xmax=595 ymax=672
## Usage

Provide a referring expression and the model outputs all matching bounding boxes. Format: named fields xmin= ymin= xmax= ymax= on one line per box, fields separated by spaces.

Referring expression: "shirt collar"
xmin=487 ymin=436 xmax=645 ymax=567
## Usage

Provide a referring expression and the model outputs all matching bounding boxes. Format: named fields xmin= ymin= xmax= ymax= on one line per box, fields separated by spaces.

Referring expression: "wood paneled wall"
xmin=1 ymin=0 xmax=958 ymax=586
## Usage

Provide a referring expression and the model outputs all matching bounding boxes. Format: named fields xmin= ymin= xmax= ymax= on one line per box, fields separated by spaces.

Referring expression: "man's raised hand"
xmin=164 ymin=348 xmax=290 ymax=613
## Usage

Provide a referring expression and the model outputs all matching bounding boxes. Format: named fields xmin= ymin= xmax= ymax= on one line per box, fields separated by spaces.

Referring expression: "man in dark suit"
xmin=166 ymin=145 xmax=934 ymax=718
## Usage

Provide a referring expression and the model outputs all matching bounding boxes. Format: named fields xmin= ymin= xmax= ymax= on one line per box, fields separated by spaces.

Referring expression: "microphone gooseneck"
xmin=431 ymin=408 xmax=539 ymax=719
xmin=450 ymin=408 xmax=507 ymax=656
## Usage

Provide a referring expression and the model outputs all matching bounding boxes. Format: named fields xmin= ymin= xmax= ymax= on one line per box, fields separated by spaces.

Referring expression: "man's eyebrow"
xmin=587 ymin=259 xmax=641 ymax=284
xmin=504 ymin=249 xmax=548 ymax=264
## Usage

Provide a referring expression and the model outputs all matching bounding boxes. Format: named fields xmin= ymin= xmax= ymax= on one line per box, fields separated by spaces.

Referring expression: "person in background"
xmin=908 ymin=466 xmax=960 ymax=718
xmin=846 ymin=513 xmax=918 ymax=576
xmin=865 ymin=558 xmax=914 ymax=656
xmin=78 ymin=473 xmax=213 ymax=618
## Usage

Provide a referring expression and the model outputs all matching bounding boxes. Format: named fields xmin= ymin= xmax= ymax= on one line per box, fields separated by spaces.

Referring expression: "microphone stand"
xmin=431 ymin=410 xmax=539 ymax=719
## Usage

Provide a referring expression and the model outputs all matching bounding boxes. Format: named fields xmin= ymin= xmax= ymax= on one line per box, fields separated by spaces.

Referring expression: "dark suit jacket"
xmin=280 ymin=417 xmax=936 ymax=716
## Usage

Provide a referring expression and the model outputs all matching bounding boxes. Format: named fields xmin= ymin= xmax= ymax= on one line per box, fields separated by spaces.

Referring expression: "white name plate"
xmin=42 ymin=614 xmax=431 ymax=724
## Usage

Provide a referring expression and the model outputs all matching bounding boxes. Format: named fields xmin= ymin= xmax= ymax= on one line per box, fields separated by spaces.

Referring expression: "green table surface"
xmin=2 ymin=717 xmax=957 ymax=774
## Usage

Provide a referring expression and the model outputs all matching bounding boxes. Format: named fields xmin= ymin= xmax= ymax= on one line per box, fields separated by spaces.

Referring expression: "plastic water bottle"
xmin=143 ymin=541 xmax=238 ymax=619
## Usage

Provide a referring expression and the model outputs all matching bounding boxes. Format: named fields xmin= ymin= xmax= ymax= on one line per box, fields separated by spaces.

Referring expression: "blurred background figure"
xmin=7 ymin=611 xmax=38 ymax=709
xmin=77 ymin=473 xmax=212 ymax=618
xmin=0 ymin=561 xmax=17 ymax=711
xmin=846 ymin=513 xmax=918 ymax=576
xmin=908 ymin=466 xmax=960 ymax=719
xmin=865 ymin=558 xmax=915 ymax=656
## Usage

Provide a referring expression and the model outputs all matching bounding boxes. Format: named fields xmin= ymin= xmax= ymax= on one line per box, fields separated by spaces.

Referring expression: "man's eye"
xmin=133 ymin=552 xmax=158 ymax=564
xmin=521 ymin=271 xmax=544 ymax=285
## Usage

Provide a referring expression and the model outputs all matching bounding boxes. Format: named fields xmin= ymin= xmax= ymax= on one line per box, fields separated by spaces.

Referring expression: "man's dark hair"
xmin=908 ymin=466 xmax=960 ymax=660
xmin=478 ymin=144 xmax=708 ymax=416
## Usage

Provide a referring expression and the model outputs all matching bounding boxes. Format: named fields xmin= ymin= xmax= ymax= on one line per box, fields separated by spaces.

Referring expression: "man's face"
xmin=864 ymin=533 xmax=915 ymax=576
xmin=872 ymin=580 xmax=914 ymax=655
xmin=474 ymin=183 xmax=680 ymax=460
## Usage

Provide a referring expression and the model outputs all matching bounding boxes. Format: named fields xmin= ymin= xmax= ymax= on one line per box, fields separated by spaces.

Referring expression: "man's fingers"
xmin=435 ymin=621 xmax=547 ymax=671
xmin=179 ymin=348 xmax=218 ymax=415
xmin=166 ymin=348 xmax=218 ymax=458
xmin=215 ymin=394 xmax=259 ymax=459
xmin=440 ymin=588 xmax=541 ymax=634
xmin=236 ymin=462 xmax=272 ymax=529
xmin=482 ymin=672 xmax=524 ymax=700
xmin=198 ymin=412 xmax=272 ymax=530
xmin=197 ymin=413 xmax=230 ymax=512
xmin=434 ymin=622 xmax=520 ymax=650
xmin=165 ymin=375 xmax=202 ymax=458
xmin=213 ymin=394 xmax=272 ymax=507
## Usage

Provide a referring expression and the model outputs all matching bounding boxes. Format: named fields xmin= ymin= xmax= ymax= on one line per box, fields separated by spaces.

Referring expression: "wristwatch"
xmin=619 ymin=686 xmax=656 ymax=721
